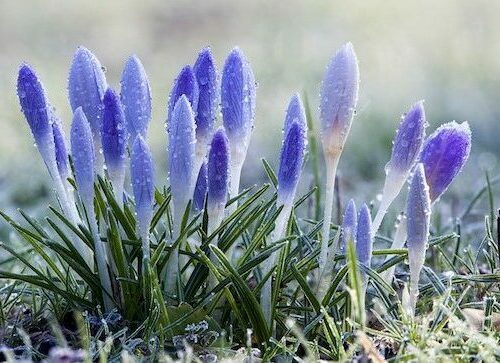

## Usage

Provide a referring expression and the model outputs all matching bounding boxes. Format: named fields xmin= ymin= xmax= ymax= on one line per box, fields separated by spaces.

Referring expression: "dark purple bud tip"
xmin=420 ymin=121 xmax=471 ymax=202
xmin=193 ymin=161 xmax=208 ymax=213
xmin=208 ymin=128 xmax=230 ymax=206
xmin=102 ymin=88 xmax=127 ymax=171
xmin=168 ymin=65 xmax=199 ymax=125
xmin=194 ymin=47 xmax=219 ymax=140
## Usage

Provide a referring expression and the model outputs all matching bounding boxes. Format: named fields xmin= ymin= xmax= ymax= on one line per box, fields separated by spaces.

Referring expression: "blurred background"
xmin=0 ymin=0 xmax=499 ymax=224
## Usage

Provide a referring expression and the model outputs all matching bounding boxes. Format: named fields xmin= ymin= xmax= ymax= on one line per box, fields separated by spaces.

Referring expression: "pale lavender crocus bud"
xmin=340 ymin=199 xmax=357 ymax=253
xmin=71 ymin=107 xmax=113 ymax=311
xmin=319 ymin=43 xmax=359 ymax=272
xmin=221 ymin=47 xmax=256 ymax=203
xmin=167 ymin=65 xmax=199 ymax=126
xmin=193 ymin=47 xmax=219 ymax=172
xmin=207 ymin=128 xmax=230 ymax=233
xmin=193 ymin=161 xmax=208 ymax=214
xmin=372 ymin=101 xmax=426 ymax=234
xmin=68 ymin=46 xmax=107 ymax=172
xmin=356 ymin=204 xmax=373 ymax=268
xmin=131 ymin=136 xmax=155 ymax=260
xmin=406 ymin=163 xmax=431 ymax=316
xmin=52 ymin=119 xmax=69 ymax=181
xmin=120 ymin=55 xmax=152 ymax=143
xmin=166 ymin=95 xmax=197 ymax=293
xmin=420 ymin=121 xmax=471 ymax=203
xmin=102 ymin=88 xmax=127 ymax=201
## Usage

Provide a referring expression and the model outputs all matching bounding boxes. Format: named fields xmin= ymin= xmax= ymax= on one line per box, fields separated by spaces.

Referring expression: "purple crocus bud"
xmin=71 ymin=107 xmax=95 ymax=201
xmin=168 ymin=95 xmax=197 ymax=220
xmin=319 ymin=42 xmax=359 ymax=157
xmin=167 ymin=65 xmax=199 ymax=126
xmin=131 ymin=136 xmax=155 ymax=259
xmin=192 ymin=161 xmax=208 ymax=213
xmin=277 ymin=119 xmax=307 ymax=206
xmin=68 ymin=46 xmax=107 ymax=142
xmin=356 ymin=203 xmax=373 ymax=267
xmin=372 ymin=101 xmax=427 ymax=234
xmin=420 ymin=121 xmax=471 ymax=203
xmin=340 ymin=199 xmax=357 ymax=253
xmin=208 ymin=128 xmax=230 ymax=212
xmin=221 ymin=47 xmax=256 ymax=144
xmin=120 ymin=55 xmax=152 ymax=142
xmin=52 ymin=120 xmax=69 ymax=180
xmin=102 ymin=88 xmax=127 ymax=200
xmin=284 ymin=93 xmax=307 ymax=135
xmin=193 ymin=47 xmax=219 ymax=146
xmin=406 ymin=163 xmax=431 ymax=315
xmin=17 ymin=64 xmax=55 ymax=168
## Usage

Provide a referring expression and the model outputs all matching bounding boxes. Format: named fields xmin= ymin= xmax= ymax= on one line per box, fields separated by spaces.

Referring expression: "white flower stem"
xmin=86 ymin=199 xmax=114 ymax=312
xmin=319 ymin=155 xmax=340 ymax=273
xmin=207 ymin=202 xmax=225 ymax=289
xmin=261 ymin=202 xmax=292 ymax=327
xmin=381 ymin=216 xmax=407 ymax=282
xmin=371 ymin=174 xmax=404 ymax=236
xmin=164 ymin=212 xmax=182 ymax=296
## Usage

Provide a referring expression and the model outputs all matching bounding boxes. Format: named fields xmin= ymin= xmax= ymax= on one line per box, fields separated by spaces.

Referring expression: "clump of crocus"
xmin=340 ymin=199 xmax=357 ymax=253
xmin=68 ymin=47 xmax=107 ymax=172
xmin=319 ymin=43 xmax=359 ymax=272
xmin=420 ymin=121 xmax=472 ymax=203
xmin=207 ymin=128 xmax=230 ymax=234
xmin=71 ymin=107 xmax=113 ymax=311
xmin=193 ymin=161 xmax=208 ymax=214
xmin=193 ymin=47 xmax=219 ymax=173
xmin=372 ymin=102 xmax=426 ymax=235
xmin=261 ymin=94 xmax=307 ymax=326
xmin=102 ymin=88 xmax=127 ymax=202
xmin=130 ymin=136 xmax=155 ymax=260
xmin=120 ymin=55 xmax=152 ymax=143
xmin=406 ymin=163 xmax=431 ymax=316
xmin=166 ymin=95 xmax=197 ymax=294
xmin=221 ymin=47 xmax=256 ymax=208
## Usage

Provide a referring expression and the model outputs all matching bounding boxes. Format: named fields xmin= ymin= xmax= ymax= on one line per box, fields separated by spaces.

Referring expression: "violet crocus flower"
xmin=262 ymin=95 xmax=307 ymax=325
xmin=120 ymin=55 xmax=152 ymax=143
xmin=131 ymin=136 xmax=155 ymax=260
xmin=420 ymin=121 xmax=471 ymax=203
xmin=71 ymin=107 xmax=113 ymax=311
xmin=52 ymin=119 xmax=69 ymax=182
xmin=193 ymin=161 xmax=208 ymax=214
xmin=193 ymin=47 xmax=219 ymax=172
xmin=319 ymin=43 xmax=359 ymax=272
xmin=17 ymin=64 xmax=82 ymax=224
xmin=167 ymin=65 xmax=199 ymax=126
xmin=68 ymin=46 xmax=107 ymax=172
xmin=102 ymin=88 xmax=127 ymax=202
xmin=356 ymin=204 xmax=373 ymax=268
xmin=340 ymin=199 xmax=357 ymax=253
xmin=372 ymin=101 xmax=426 ymax=235
xmin=207 ymin=128 xmax=230 ymax=233
xmin=406 ymin=163 xmax=431 ymax=316
xmin=221 ymin=47 xmax=256 ymax=206
xmin=166 ymin=95 xmax=197 ymax=294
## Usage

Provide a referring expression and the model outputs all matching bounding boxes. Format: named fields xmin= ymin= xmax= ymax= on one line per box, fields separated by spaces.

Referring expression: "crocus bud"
xmin=71 ymin=108 xmax=95 ymax=201
xmin=193 ymin=47 xmax=219 ymax=169
xmin=68 ymin=47 xmax=107 ymax=144
xmin=52 ymin=119 xmax=69 ymax=181
xmin=356 ymin=203 xmax=373 ymax=268
xmin=284 ymin=93 xmax=307 ymax=135
xmin=17 ymin=64 xmax=56 ymax=170
xmin=319 ymin=42 xmax=359 ymax=157
xmin=168 ymin=95 xmax=197 ymax=222
xmin=277 ymin=119 xmax=307 ymax=206
xmin=221 ymin=47 xmax=256 ymax=204
xmin=102 ymin=88 xmax=127 ymax=201
xmin=340 ymin=199 xmax=357 ymax=253
xmin=372 ymin=101 xmax=426 ymax=234
xmin=193 ymin=161 xmax=208 ymax=213
xmin=420 ymin=121 xmax=471 ymax=203
xmin=120 ymin=55 xmax=152 ymax=142
xmin=167 ymin=65 xmax=199 ymax=126
xmin=207 ymin=128 xmax=230 ymax=226
xmin=131 ymin=136 xmax=155 ymax=259
xmin=406 ymin=163 xmax=431 ymax=316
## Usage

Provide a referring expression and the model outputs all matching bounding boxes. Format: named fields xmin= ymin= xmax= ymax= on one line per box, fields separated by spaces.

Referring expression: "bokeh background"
xmin=0 ymin=0 xmax=499 ymax=220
